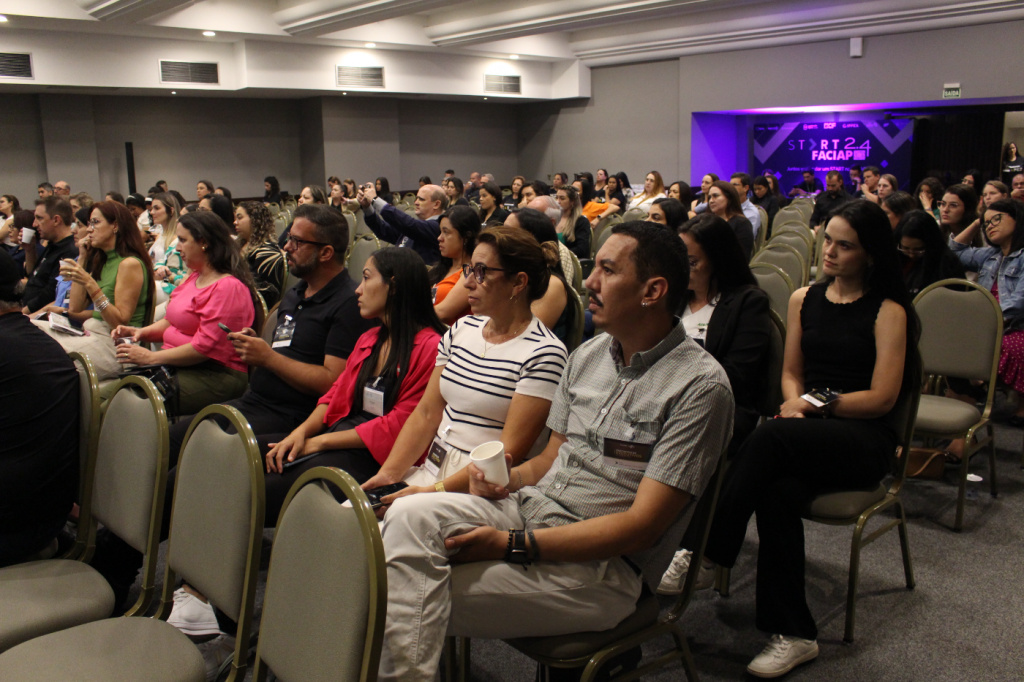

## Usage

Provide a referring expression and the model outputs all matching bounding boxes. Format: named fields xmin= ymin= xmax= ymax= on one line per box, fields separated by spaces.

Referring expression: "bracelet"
xmin=526 ymin=528 xmax=539 ymax=560
xmin=434 ymin=481 xmax=446 ymax=493
xmin=504 ymin=529 xmax=531 ymax=567
xmin=95 ymin=296 xmax=110 ymax=312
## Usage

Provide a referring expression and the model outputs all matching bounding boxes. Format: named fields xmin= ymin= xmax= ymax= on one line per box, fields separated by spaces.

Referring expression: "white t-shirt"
xmin=432 ymin=315 xmax=567 ymax=476
xmin=682 ymin=296 xmax=719 ymax=345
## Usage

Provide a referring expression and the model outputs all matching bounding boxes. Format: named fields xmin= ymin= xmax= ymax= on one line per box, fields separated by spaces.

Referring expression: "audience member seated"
xmin=915 ymin=177 xmax=944 ymax=222
xmin=431 ymin=205 xmax=480 ymax=325
xmin=464 ymin=171 xmax=482 ymax=204
xmin=858 ymin=165 xmax=882 ymax=202
xmin=591 ymin=173 xmax=626 ymax=225
xmin=527 ymin=194 xmax=577 ymax=286
xmin=1002 ymin=142 xmax=1023 ymax=185
xmin=697 ymin=200 xmax=917 ymax=678
xmin=0 ymin=193 xmax=18 ymax=224
xmin=950 ymin=198 xmax=1024 ymax=425
xmin=555 ymin=185 xmax=591 ymax=259
xmin=359 ymin=183 xmax=446 ymax=265
xmin=2 ymin=209 xmax=35 ymax=279
xmin=277 ymin=185 xmax=328 ymax=248
xmin=626 ymin=171 xmax=667 ymax=212
xmin=361 ymin=225 xmax=568 ymax=497
xmin=658 ymin=212 xmax=771 ymax=596
xmin=667 ymin=180 xmax=693 ymax=209
xmin=752 ymin=176 xmax=781 ymax=230
xmin=504 ymin=175 xmax=525 ymax=210
xmin=107 ymin=211 xmax=260 ymax=414
xmin=961 ymin=169 xmax=983 ymax=197
xmin=263 ymin=175 xmax=282 ymax=204
xmin=0 ymin=251 xmax=79 ymax=567
xmin=372 ymin=222 xmax=733 ymax=681
xmin=882 ymin=191 xmax=918 ymax=230
xmin=894 ymin=210 xmax=965 ymax=296
xmin=477 ymin=181 xmax=509 ymax=226
xmin=876 ymin=174 xmax=898 ymax=203
xmin=262 ymin=247 xmax=446 ymax=520
xmin=707 ymin=180 xmax=755 ymax=259
xmin=810 ymin=171 xmax=851 ymax=231
xmin=593 ymin=167 xmax=609 ymax=199
xmin=22 ymin=196 xmax=79 ymax=314
xmin=508 ymin=209 xmax=575 ymax=345
xmin=195 ymin=179 xmax=214 ymax=203
xmin=519 ymin=179 xmax=550 ymax=208
xmin=692 ymin=173 xmax=719 ymax=210
xmin=730 ymin=173 xmax=763 ymax=239
xmin=235 ymin=201 xmax=285 ymax=308
xmin=981 ymin=180 xmax=1010 ymax=210
xmin=938 ymin=184 xmax=979 ymax=240
xmin=788 ymin=169 xmax=823 ymax=197
xmin=574 ymin=177 xmax=604 ymax=223
xmin=443 ymin=176 xmax=470 ymax=207
xmin=199 ymin=194 xmax=235 ymax=234
xmin=35 ymin=201 xmax=154 ymax=380
xmin=148 ymin=192 xmax=186 ymax=304
xmin=649 ymin=197 xmax=688 ymax=232
xmin=376 ymin=177 xmax=395 ymax=205
xmin=615 ymin=171 xmax=634 ymax=202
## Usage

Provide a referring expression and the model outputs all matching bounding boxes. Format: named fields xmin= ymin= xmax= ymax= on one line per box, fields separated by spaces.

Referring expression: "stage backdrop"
xmin=753 ymin=118 xmax=914 ymax=193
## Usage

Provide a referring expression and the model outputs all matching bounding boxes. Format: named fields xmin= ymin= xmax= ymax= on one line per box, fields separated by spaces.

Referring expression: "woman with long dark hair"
xmin=444 ymin=176 xmax=470 ymax=208
xmin=110 ymin=211 xmax=263 ymax=414
xmin=430 ymin=205 xmax=480 ymax=324
xmin=592 ymin=173 xmax=626 ymax=225
xmin=667 ymin=180 xmax=693 ymax=210
xmin=648 ymin=197 xmax=688 ymax=232
xmin=939 ymin=184 xmax=979 ymax=240
xmin=376 ymin=177 xmax=395 ymax=205
xmin=707 ymin=180 xmax=755 ymax=259
xmin=894 ymin=210 xmax=965 ymax=296
xmin=752 ymin=176 xmax=781 ymax=228
xmin=1002 ymin=142 xmax=1023 ymax=185
xmin=915 ymin=177 xmax=944 ymax=222
xmin=235 ymin=201 xmax=285 ymax=308
xmin=477 ymin=181 xmax=509 ymax=226
xmin=697 ymin=200 xmax=918 ymax=677
xmin=263 ymin=176 xmax=281 ymax=204
xmin=504 ymin=175 xmax=525 ymax=210
xmin=263 ymin=247 xmax=447 ymax=517
xmin=882 ymin=191 xmax=918 ymax=229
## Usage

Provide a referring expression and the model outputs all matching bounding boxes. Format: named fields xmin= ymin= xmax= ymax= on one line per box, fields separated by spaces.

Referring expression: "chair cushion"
xmin=507 ymin=590 xmax=661 ymax=660
xmin=915 ymin=394 xmax=982 ymax=434
xmin=0 ymin=560 xmax=114 ymax=653
xmin=0 ymin=616 xmax=205 ymax=681
xmin=803 ymin=484 xmax=888 ymax=521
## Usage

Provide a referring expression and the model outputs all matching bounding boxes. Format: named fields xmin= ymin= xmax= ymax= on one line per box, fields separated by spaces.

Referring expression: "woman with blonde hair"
xmin=555 ymin=184 xmax=591 ymax=260
xmin=149 ymin=192 xmax=187 ymax=303
xmin=626 ymin=170 xmax=667 ymax=212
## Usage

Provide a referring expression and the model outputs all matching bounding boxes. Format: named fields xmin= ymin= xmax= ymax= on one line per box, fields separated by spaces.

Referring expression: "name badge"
xmin=602 ymin=438 xmax=653 ymax=472
xmin=272 ymin=314 xmax=296 ymax=349
xmin=363 ymin=378 xmax=384 ymax=417
xmin=422 ymin=436 xmax=448 ymax=477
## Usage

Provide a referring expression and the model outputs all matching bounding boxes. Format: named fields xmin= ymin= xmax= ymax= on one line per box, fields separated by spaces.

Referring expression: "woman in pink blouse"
xmin=262 ymin=247 xmax=446 ymax=520
xmin=111 ymin=211 xmax=263 ymax=414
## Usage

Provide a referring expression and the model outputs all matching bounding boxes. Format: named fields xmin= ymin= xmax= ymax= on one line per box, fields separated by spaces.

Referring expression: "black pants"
xmin=703 ymin=417 xmax=892 ymax=640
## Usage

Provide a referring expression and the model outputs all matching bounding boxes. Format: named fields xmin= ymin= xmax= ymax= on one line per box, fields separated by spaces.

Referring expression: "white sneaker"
xmin=746 ymin=634 xmax=819 ymax=678
xmin=656 ymin=549 xmax=715 ymax=596
xmin=196 ymin=634 xmax=236 ymax=682
xmin=168 ymin=587 xmax=220 ymax=636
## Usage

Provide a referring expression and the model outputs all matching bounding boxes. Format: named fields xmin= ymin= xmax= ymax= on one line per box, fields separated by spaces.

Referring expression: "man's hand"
xmin=445 ymin=526 xmax=507 ymax=563
xmin=229 ymin=328 xmax=273 ymax=366
xmin=467 ymin=459 xmax=511 ymax=500
xmin=362 ymin=185 xmax=378 ymax=202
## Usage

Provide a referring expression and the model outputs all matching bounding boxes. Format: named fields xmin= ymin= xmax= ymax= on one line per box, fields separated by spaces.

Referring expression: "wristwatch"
xmin=504 ymin=529 xmax=531 ymax=566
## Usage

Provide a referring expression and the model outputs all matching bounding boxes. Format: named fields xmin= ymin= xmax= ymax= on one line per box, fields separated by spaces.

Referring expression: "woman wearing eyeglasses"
xmin=951 ymin=198 xmax=1024 ymax=425
xmin=109 ymin=211 xmax=263 ymax=414
xmin=894 ymin=210 xmax=964 ymax=297
xmin=363 ymin=225 xmax=568 ymax=501
xmin=35 ymin=201 xmax=155 ymax=380
xmin=938 ymin=184 xmax=979 ymax=240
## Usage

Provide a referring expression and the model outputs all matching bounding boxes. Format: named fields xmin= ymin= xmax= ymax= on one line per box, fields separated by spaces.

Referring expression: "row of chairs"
xmin=0 ymin=367 xmax=386 ymax=681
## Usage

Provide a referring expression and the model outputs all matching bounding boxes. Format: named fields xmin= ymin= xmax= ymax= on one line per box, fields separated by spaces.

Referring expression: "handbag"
xmin=119 ymin=364 xmax=180 ymax=421
xmin=904 ymin=447 xmax=946 ymax=480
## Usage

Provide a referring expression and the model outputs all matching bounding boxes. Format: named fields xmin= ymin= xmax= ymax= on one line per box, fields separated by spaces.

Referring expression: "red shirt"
xmin=317 ymin=326 xmax=441 ymax=465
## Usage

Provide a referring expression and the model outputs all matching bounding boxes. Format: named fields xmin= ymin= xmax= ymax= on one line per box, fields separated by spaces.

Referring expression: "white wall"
xmin=0 ymin=95 xmax=49 ymax=204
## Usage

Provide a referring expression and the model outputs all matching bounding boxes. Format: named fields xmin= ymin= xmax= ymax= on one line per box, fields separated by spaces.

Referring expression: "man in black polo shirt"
xmin=810 ymin=171 xmax=851 ymax=231
xmin=0 ymin=250 xmax=79 ymax=566
xmin=21 ymin=196 xmax=78 ymax=313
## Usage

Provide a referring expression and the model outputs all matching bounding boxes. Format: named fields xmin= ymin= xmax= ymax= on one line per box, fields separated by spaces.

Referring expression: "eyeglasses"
xmin=285 ymin=235 xmax=328 ymax=249
xmin=984 ymin=213 xmax=1006 ymax=229
xmin=897 ymin=245 xmax=926 ymax=256
xmin=88 ymin=219 xmax=102 ymax=227
xmin=936 ymin=201 xmax=961 ymax=209
xmin=461 ymin=263 xmax=513 ymax=283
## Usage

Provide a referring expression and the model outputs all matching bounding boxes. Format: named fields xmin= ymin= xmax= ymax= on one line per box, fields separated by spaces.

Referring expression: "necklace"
xmin=482 ymin=318 xmax=530 ymax=357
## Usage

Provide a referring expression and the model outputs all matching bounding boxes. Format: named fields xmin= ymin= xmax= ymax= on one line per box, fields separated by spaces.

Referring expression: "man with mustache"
xmin=376 ymin=221 xmax=734 ymax=680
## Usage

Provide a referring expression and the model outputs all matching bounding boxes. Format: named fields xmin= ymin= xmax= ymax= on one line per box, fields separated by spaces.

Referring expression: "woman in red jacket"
xmin=262 ymin=246 xmax=446 ymax=519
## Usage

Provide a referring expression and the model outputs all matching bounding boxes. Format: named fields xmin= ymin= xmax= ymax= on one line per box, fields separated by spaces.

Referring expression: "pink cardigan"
xmin=317 ymin=326 xmax=441 ymax=465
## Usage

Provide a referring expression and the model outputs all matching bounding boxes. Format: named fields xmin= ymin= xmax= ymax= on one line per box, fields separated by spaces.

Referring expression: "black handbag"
xmin=119 ymin=365 xmax=180 ymax=420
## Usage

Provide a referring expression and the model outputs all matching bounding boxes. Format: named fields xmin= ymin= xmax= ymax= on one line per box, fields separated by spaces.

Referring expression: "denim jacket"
xmin=949 ymin=238 xmax=1024 ymax=327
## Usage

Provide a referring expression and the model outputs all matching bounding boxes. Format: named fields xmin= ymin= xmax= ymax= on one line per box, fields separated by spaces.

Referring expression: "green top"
xmin=92 ymin=250 xmax=149 ymax=326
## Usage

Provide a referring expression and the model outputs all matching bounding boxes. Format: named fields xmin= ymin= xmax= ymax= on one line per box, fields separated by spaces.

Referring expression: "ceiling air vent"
xmin=160 ymin=61 xmax=219 ymax=85
xmin=0 ymin=53 xmax=33 ymax=79
xmin=484 ymin=74 xmax=521 ymax=94
xmin=336 ymin=66 xmax=384 ymax=88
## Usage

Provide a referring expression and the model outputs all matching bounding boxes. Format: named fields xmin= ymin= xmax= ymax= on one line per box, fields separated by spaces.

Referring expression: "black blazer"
xmin=703 ymin=285 xmax=772 ymax=453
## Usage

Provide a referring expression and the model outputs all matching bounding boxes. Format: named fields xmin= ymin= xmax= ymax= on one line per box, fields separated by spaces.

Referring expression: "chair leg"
xmin=894 ymin=499 xmax=915 ymax=590
xmin=677 ymin=629 xmax=701 ymax=682
xmin=987 ymin=425 xmax=998 ymax=499
xmin=844 ymin=516 xmax=869 ymax=643
xmin=715 ymin=566 xmax=731 ymax=597
xmin=459 ymin=637 xmax=471 ymax=682
xmin=954 ymin=454 xmax=969 ymax=532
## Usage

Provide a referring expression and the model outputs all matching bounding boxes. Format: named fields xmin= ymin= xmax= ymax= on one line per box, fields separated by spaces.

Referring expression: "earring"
xmin=202 ymin=246 xmax=207 ymax=251
xmin=641 ymin=301 xmax=649 ymax=308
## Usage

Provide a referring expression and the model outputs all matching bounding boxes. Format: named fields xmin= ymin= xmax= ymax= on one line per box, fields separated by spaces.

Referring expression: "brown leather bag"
xmin=905 ymin=447 xmax=946 ymax=479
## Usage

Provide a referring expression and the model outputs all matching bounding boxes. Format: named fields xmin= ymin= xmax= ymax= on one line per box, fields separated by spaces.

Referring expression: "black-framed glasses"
xmin=461 ymin=263 xmax=513 ymax=283
xmin=897 ymin=245 xmax=926 ymax=256
xmin=285 ymin=235 xmax=328 ymax=249
xmin=984 ymin=213 xmax=1006 ymax=229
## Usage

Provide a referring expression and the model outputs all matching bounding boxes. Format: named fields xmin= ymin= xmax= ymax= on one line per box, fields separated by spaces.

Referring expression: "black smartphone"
xmin=365 ymin=482 xmax=409 ymax=509
xmin=217 ymin=322 xmax=232 ymax=334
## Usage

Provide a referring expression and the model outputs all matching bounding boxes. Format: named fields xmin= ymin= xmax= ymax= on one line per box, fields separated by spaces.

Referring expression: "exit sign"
xmin=943 ymin=83 xmax=961 ymax=99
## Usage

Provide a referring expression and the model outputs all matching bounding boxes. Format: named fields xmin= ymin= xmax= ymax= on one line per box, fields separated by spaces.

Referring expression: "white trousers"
xmin=377 ymin=492 xmax=642 ymax=681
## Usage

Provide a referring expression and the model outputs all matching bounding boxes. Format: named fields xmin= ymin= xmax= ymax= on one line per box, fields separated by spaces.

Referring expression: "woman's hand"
xmin=154 ymin=266 xmax=171 ymax=281
xmin=77 ymin=233 xmax=93 ymax=259
xmin=116 ymin=342 xmax=156 ymax=366
xmin=467 ymin=460 xmax=511 ymax=500
xmin=265 ymin=431 xmax=309 ymax=474
xmin=59 ymin=258 xmax=95 ymax=289
xmin=111 ymin=325 xmax=143 ymax=342
xmin=778 ymin=396 xmax=819 ymax=419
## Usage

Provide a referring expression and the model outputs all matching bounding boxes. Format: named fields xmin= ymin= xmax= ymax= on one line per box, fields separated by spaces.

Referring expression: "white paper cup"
xmin=21 ymin=227 xmax=35 ymax=244
xmin=469 ymin=441 xmax=509 ymax=487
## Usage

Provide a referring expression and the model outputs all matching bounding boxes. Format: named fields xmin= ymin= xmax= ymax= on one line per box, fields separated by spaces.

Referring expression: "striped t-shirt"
xmin=435 ymin=315 xmax=567 ymax=454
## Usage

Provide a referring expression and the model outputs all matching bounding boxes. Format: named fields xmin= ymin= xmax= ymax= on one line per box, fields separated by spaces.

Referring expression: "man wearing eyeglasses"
xmin=376 ymin=221 xmax=734 ymax=680
xmin=358 ymin=183 xmax=446 ymax=265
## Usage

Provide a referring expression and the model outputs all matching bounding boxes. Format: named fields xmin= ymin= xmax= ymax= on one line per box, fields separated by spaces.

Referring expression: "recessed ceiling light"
xmin=365 ymin=42 xmax=376 ymax=48
xmin=171 ymin=91 xmax=177 ymax=95
xmin=0 ymin=15 xmax=9 ymax=23
xmin=483 ymin=97 xmax=488 ymax=100
xmin=202 ymin=31 xmax=216 ymax=37
xmin=509 ymin=54 xmax=519 ymax=60
xmin=342 ymin=92 xmax=348 ymax=95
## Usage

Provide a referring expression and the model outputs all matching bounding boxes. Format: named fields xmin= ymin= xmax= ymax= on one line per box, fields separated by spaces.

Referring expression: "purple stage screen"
xmin=753 ymin=118 xmax=914 ymax=193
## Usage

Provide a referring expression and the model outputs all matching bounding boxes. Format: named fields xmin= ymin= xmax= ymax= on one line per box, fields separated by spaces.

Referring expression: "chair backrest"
xmin=769 ymin=231 xmax=812 ymax=266
xmin=752 ymin=243 xmax=806 ymax=289
xmin=757 ymin=308 xmax=787 ymax=419
xmin=253 ymin=467 xmax=387 ymax=682
xmin=67 ymin=352 xmax=101 ymax=560
xmin=92 ymin=376 xmax=169 ymax=614
xmin=261 ymin=303 xmax=280 ymax=345
xmin=255 ymin=292 xmax=269 ymax=336
xmin=354 ymin=209 xmax=374 ymax=238
xmin=565 ymin=290 xmax=586 ymax=354
xmin=402 ymin=192 xmax=416 ymax=204
xmin=621 ymin=207 xmax=648 ymax=223
xmin=790 ymin=199 xmax=814 ymax=221
xmin=594 ymin=223 xmax=616 ymax=257
xmin=774 ymin=207 xmax=806 ymax=227
xmin=342 ymin=211 xmax=357 ymax=253
xmin=913 ymin=278 xmax=1003 ymax=383
xmin=272 ymin=214 xmax=289 ymax=239
xmin=750 ymin=262 xmax=794 ymax=323
xmin=566 ymin=249 xmax=584 ymax=296
xmin=163 ymin=405 xmax=264 ymax=677
xmin=267 ymin=203 xmax=280 ymax=216
xmin=347 ymin=235 xmax=382 ymax=284
xmin=754 ymin=206 xmax=769 ymax=251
